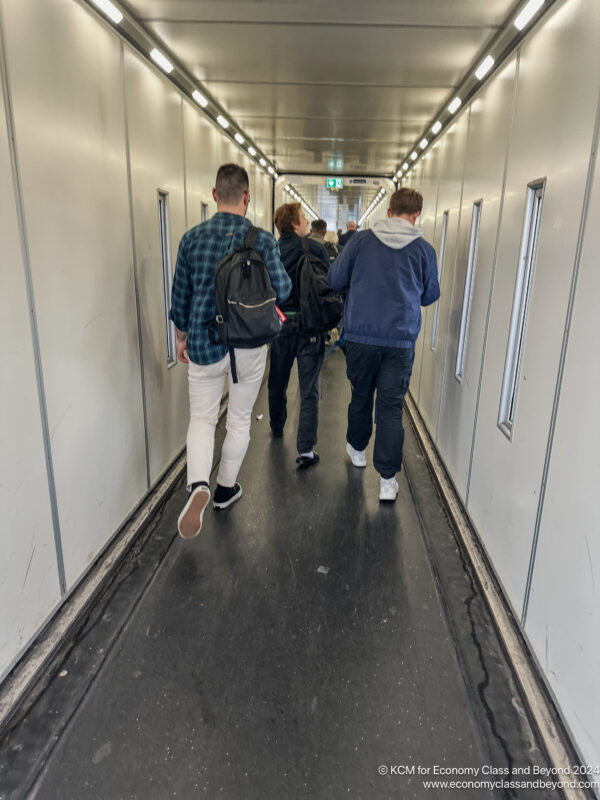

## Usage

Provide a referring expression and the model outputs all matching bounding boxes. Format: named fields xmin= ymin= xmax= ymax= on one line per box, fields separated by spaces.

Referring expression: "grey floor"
xmin=1 ymin=349 xmax=559 ymax=800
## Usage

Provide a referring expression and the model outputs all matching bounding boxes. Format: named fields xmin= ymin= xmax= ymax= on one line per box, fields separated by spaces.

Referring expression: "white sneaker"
xmin=379 ymin=477 xmax=399 ymax=502
xmin=346 ymin=442 xmax=367 ymax=468
xmin=178 ymin=486 xmax=211 ymax=539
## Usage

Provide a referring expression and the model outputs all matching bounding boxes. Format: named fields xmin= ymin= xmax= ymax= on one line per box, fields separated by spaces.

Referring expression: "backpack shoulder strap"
xmin=244 ymin=225 xmax=260 ymax=250
xmin=301 ymin=237 xmax=310 ymax=253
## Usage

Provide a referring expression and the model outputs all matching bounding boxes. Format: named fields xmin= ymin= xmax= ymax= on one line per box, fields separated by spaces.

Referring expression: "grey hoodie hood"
xmin=370 ymin=216 xmax=422 ymax=250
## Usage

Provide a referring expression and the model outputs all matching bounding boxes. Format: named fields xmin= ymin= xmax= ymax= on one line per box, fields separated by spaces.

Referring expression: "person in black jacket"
xmin=338 ymin=220 xmax=357 ymax=247
xmin=269 ymin=202 xmax=330 ymax=468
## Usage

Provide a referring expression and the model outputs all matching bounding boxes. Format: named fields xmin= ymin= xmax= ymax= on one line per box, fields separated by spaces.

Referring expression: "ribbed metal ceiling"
xmin=123 ymin=0 xmax=520 ymax=176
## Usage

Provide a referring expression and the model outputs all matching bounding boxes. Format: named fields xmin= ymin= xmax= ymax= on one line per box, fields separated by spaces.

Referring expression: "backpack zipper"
xmin=227 ymin=297 xmax=275 ymax=309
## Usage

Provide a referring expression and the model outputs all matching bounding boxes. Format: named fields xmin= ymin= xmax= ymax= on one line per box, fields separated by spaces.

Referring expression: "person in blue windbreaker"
xmin=327 ymin=187 xmax=440 ymax=502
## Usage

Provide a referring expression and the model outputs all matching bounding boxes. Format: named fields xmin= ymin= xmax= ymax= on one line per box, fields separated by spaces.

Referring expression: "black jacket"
xmin=277 ymin=232 xmax=330 ymax=312
xmin=338 ymin=228 xmax=357 ymax=248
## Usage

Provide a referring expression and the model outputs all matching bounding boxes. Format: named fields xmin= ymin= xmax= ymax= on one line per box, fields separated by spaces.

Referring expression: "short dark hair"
xmin=274 ymin=202 xmax=301 ymax=234
xmin=311 ymin=219 xmax=327 ymax=234
xmin=215 ymin=163 xmax=249 ymax=205
xmin=389 ymin=188 xmax=423 ymax=216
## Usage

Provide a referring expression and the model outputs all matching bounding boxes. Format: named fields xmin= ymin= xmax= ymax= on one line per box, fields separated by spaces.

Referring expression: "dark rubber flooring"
xmin=1 ymin=349 xmax=558 ymax=800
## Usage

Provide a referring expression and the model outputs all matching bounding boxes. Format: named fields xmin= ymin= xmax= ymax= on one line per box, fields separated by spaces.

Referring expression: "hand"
xmin=176 ymin=337 xmax=189 ymax=364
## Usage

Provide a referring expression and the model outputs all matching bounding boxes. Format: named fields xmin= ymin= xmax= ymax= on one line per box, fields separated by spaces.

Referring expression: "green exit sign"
xmin=328 ymin=157 xmax=344 ymax=170
xmin=326 ymin=178 xmax=343 ymax=189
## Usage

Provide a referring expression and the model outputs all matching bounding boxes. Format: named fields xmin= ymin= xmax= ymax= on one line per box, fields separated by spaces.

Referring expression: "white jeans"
xmin=186 ymin=347 xmax=267 ymax=489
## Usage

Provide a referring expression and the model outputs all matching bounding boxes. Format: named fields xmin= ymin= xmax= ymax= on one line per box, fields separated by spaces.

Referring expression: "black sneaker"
xmin=295 ymin=452 xmax=320 ymax=469
xmin=213 ymin=483 xmax=243 ymax=510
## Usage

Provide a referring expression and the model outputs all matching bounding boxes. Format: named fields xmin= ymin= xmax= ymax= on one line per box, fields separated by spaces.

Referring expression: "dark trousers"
xmin=345 ymin=342 xmax=415 ymax=479
xmin=268 ymin=319 xmax=325 ymax=453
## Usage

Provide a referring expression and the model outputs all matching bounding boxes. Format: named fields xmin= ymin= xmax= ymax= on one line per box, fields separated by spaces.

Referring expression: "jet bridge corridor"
xmin=0 ymin=354 xmax=564 ymax=800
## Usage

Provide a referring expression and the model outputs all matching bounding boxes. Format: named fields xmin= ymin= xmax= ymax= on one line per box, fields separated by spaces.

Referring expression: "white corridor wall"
xmin=406 ymin=0 xmax=600 ymax=768
xmin=0 ymin=26 xmax=60 ymax=677
xmin=0 ymin=0 xmax=274 ymax=680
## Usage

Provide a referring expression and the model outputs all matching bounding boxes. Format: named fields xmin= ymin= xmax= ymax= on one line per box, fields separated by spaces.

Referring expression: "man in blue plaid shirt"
xmin=170 ymin=164 xmax=291 ymax=538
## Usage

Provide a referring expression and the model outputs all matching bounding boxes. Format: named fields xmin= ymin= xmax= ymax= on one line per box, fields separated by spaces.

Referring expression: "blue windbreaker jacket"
xmin=327 ymin=217 xmax=440 ymax=348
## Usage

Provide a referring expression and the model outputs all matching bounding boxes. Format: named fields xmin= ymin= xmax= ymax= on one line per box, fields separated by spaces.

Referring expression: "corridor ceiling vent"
xmin=393 ymin=0 xmax=555 ymax=180
xmin=81 ymin=0 xmax=279 ymax=184
xmin=359 ymin=188 xmax=387 ymax=227
xmin=283 ymin=185 xmax=318 ymax=221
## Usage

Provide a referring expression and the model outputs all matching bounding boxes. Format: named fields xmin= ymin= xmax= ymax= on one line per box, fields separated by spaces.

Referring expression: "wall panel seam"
xmin=120 ymin=42 xmax=151 ymax=489
xmin=466 ymin=52 xmax=520 ymax=506
xmin=416 ymin=182 xmax=440 ymax=405
xmin=435 ymin=107 xmax=471 ymax=442
xmin=181 ymin=98 xmax=188 ymax=231
xmin=521 ymin=79 xmax=600 ymax=626
xmin=0 ymin=4 xmax=66 ymax=595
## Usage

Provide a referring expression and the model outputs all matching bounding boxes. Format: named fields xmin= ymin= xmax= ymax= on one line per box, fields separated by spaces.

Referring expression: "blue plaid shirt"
xmin=169 ymin=212 xmax=292 ymax=365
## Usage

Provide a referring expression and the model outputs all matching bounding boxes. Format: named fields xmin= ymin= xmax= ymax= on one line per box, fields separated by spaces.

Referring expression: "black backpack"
xmin=211 ymin=226 xmax=281 ymax=381
xmin=298 ymin=239 xmax=343 ymax=333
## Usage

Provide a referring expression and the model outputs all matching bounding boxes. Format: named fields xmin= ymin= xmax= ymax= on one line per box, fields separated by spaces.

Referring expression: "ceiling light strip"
xmin=150 ymin=48 xmax=173 ymax=74
xmin=81 ymin=0 xmax=278 ymax=179
xmin=514 ymin=0 xmax=545 ymax=30
xmin=283 ymin=184 xmax=318 ymax=220
xmin=475 ymin=55 xmax=495 ymax=80
xmin=90 ymin=0 xmax=123 ymax=23
xmin=358 ymin=188 xmax=387 ymax=227
xmin=393 ymin=0 xmax=557 ymax=179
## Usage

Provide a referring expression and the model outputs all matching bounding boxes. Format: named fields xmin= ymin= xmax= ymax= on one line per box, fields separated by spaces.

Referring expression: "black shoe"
xmin=296 ymin=452 xmax=320 ymax=469
xmin=213 ymin=483 xmax=243 ymax=509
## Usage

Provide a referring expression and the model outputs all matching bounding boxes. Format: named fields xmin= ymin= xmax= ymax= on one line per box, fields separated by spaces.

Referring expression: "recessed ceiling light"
xmin=420 ymin=138 xmax=428 ymax=150
xmin=234 ymin=133 xmax=245 ymax=144
xmin=192 ymin=90 xmax=208 ymax=107
xmin=514 ymin=0 xmax=545 ymax=30
xmin=259 ymin=158 xmax=266 ymax=167
xmin=431 ymin=121 xmax=442 ymax=134
xmin=91 ymin=0 xmax=123 ymax=23
xmin=475 ymin=55 xmax=495 ymax=80
xmin=248 ymin=147 xmax=257 ymax=156
xmin=402 ymin=162 xmax=409 ymax=171
xmin=448 ymin=97 xmax=462 ymax=114
xmin=410 ymin=151 xmax=418 ymax=161
xmin=150 ymin=49 xmax=173 ymax=74
xmin=216 ymin=115 xmax=229 ymax=128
